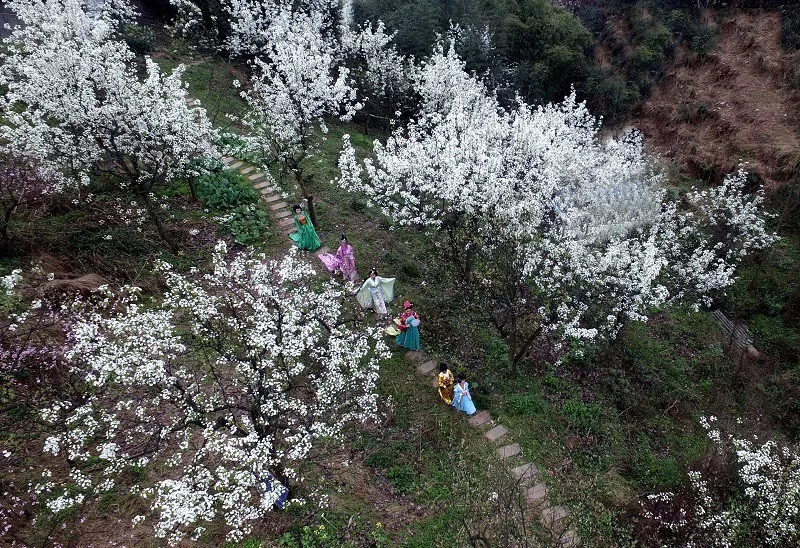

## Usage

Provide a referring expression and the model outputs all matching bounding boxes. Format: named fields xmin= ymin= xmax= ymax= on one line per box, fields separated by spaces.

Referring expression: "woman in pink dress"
xmin=318 ymin=234 xmax=357 ymax=281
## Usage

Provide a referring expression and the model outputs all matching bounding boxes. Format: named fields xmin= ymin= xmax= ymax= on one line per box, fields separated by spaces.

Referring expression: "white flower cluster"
xmin=646 ymin=416 xmax=800 ymax=546
xmin=0 ymin=269 xmax=22 ymax=296
xmin=0 ymin=0 xmax=214 ymax=199
xmin=39 ymin=245 xmax=388 ymax=544
xmin=336 ymin=41 xmax=775 ymax=348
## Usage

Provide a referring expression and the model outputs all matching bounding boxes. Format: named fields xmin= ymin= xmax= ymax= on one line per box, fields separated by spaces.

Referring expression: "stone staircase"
xmin=187 ymin=98 xmax=332 ymax=260
xmin=409 ymin=350 xmax=580 ymax=547
xmin=189 ymin=97 xmax=575 ymax=544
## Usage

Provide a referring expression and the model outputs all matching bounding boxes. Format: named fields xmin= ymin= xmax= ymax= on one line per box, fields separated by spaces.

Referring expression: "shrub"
xmin=782 ymin=6 xmax=800 ymax=50
xmin=196 ymin=168 xmax=260 ymax=211
xmin=364 ymin=447 xmax=398 ymax=469
xmin=195 ymin=168 xmax=270 ymax=246
xmin=227 ymin=205 xmax=270 ymax=246
xmin=583 ymin=67 xmax=638 ymax=122
xmin=118 ymin=23 xmax=155 ymax=55
xmin=632 ymin=44 xmax=665 ymax=72
xmin=562 ymin=399 xmax=603 ymax=436
xmin=506 ymin=392 xmax=545 ymax=416
xmin=386 ymin=464 xmax=416 ymax=494
xmin=750 ymin=314 xmax=800 ymax=361
xmin=690 ymin=25 xmax=716 ymax=55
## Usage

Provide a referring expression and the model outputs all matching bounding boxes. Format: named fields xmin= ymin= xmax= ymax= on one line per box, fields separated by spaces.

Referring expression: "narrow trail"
xmin=188 ymin=98 xmax=332 ymax=260
xmin=407 ymin=350 xmax=581 ymax=547
xmin=189 ymin=97 xmax=580 ymax=546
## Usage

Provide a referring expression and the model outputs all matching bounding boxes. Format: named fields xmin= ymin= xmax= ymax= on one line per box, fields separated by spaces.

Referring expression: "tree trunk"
xmin=306 ymin=195 xmax=318 ymax=230
xmin=509 ymin=315 xmax=518 ymax=375
xmin=187 ymin=177 xmax=198 ymax=202
xmin=0 ymin=203 xmax=16 ymax=257
xmin=139 ymin=194 xmax=179 ymax=254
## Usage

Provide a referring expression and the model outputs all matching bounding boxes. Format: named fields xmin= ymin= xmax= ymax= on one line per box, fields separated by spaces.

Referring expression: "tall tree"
xmin=37 ymin=244 xmax=388 ymax=544
xmin=337 ymin=43 xmax=776 ymax=371
xmin=238 ymin=4 xmax=360 ymax=227
xmin=0 ymin=0 xmax=214 ymax=253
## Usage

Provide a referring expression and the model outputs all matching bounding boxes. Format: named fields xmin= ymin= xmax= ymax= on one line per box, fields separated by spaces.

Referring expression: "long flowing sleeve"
xmin=355 ymin=279 xmax=372 ymax=309
xmin=376 ymin=276 xmax=396 ymax=303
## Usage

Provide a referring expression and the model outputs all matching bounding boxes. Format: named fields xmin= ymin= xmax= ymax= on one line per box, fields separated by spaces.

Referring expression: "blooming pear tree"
xmin=0 ymin=0 xmax=214 ymax=253
xmin=238 ymin=4 xmax=360 ymax=226
xmin=339 ymin=19 xmax=415 ymax=128
xmin=38 ymin=244 xmax=387 ymax=544
xmin=643 ymin=417 xmax=800 ymax=546
xmin=337 ymin=42 xmax=776 ymax=370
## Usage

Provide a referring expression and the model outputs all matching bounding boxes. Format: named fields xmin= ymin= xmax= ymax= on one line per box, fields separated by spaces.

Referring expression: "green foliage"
xmin=118 ymin=23 xmax=155 ymax=55
xmin=227 ymin=539 xmax=262 ymax=548
xmin=354 ymin=0 xmax=593 ymax=105
xmin=782 ymin=5 xmax=800 ymax=50
xmin=750 ymin=314 xmax=800 ymax=361
xmin=279 ymin=525 xmax=338 ymax=548
xmin=690 ymin=25 xmax=716 ymax=55
xmin=562 ymin=399 xmax=604 ymax=436
xmin=583 ymin=67 xmax=639 ymax=123
xmin=387 ymin=464 xmax=417 ymax=494
xmin=195 ymin=167 xmax=271 ymax=246
xmin=628 ymin=436 xmax=681 ymax=490
xmin=196 ymin=168 xmax=260 ymax=210
xmin=227 ymin=205 xmax=270 ymax=246
xmin=505 ymin=391 xmax=545 ymax=416
xmin=363 ymin=446 xmax=399 ymax=468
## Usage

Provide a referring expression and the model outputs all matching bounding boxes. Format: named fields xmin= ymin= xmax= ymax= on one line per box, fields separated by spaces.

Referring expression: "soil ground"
xmin=634 ymin=11 xmax=800 ymax=187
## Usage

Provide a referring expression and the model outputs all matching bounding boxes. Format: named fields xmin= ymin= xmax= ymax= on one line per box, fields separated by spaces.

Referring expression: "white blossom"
xmin=40 ymin=246 xmax=388 ymax=544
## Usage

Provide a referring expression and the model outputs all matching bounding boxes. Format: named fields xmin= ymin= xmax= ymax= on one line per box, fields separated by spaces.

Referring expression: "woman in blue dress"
xmin=452 ymin=373 xmax=476 ymax=416
xmin=395 ymin=301 xmax=420 ymax=351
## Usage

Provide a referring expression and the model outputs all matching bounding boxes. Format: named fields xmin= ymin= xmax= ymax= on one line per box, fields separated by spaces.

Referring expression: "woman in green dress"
xmin=289 ymin=204 xmax=321 ymax=251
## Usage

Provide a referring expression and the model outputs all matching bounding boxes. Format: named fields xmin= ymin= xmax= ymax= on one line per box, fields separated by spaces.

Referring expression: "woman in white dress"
xmin=355 ymin=268 xmax=395 ymax=315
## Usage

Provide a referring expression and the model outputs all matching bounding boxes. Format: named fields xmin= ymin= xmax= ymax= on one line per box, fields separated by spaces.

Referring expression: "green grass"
xmin=150 ymin=41 xmax=249 ymax=130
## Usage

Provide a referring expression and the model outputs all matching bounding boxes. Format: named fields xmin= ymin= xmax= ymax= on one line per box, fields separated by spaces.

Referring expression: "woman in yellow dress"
xmin=437 ymin=363 xmax=455 ymax=405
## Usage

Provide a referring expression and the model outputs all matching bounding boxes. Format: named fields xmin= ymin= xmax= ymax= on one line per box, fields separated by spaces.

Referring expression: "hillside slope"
xmin=634 ymin=11 xmax=800 ymax=187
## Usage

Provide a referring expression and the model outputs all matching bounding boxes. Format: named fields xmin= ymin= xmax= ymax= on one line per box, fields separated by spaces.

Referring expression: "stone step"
xmin=541 ymin=505 xmax=569 ymax=530
xmin=240 ymin=166 xmax=255 ymax=175
xmin=274 ymin=209 xmax=292 ymax=220
xmin=278 ymin=217 xmax=295 ymax=228
xmin=406 ymin=350 xmax=426 ymax=362
xmin=468 ymin=410 xmax=491 ymax=428
xmin=269 ymin=201 xmax=287 ymax=212
xmin=254 ymin=179 xmax=273 ymax=189
xmin=510 ymin=463 xmax=539 ymax=485
xmin=229 ymin=161 xmax=245 ymax=170
xmin=496 ymin=443 xmax=521 ymax=459
xmin=484 ymin=424 xmax=508 ymax=442
xmin=221 ymin=156 xmax=236 ymax=164
xmin=430 ymin=376 xmax=439 ymax=387
xmin=524 ymin=482 xmax=548 ymax=507
xmin=248 ymin=172 xmax=268 ymax=182
xmin=558 ymin=530 xmax=581 ymax=547
xmin=263 ymin=194 xmax=281 ymax=203
xmin=417 ymin=360 xmax=437 ymax=375
xmin=314 ymin=246 xmax=330 ymax=257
